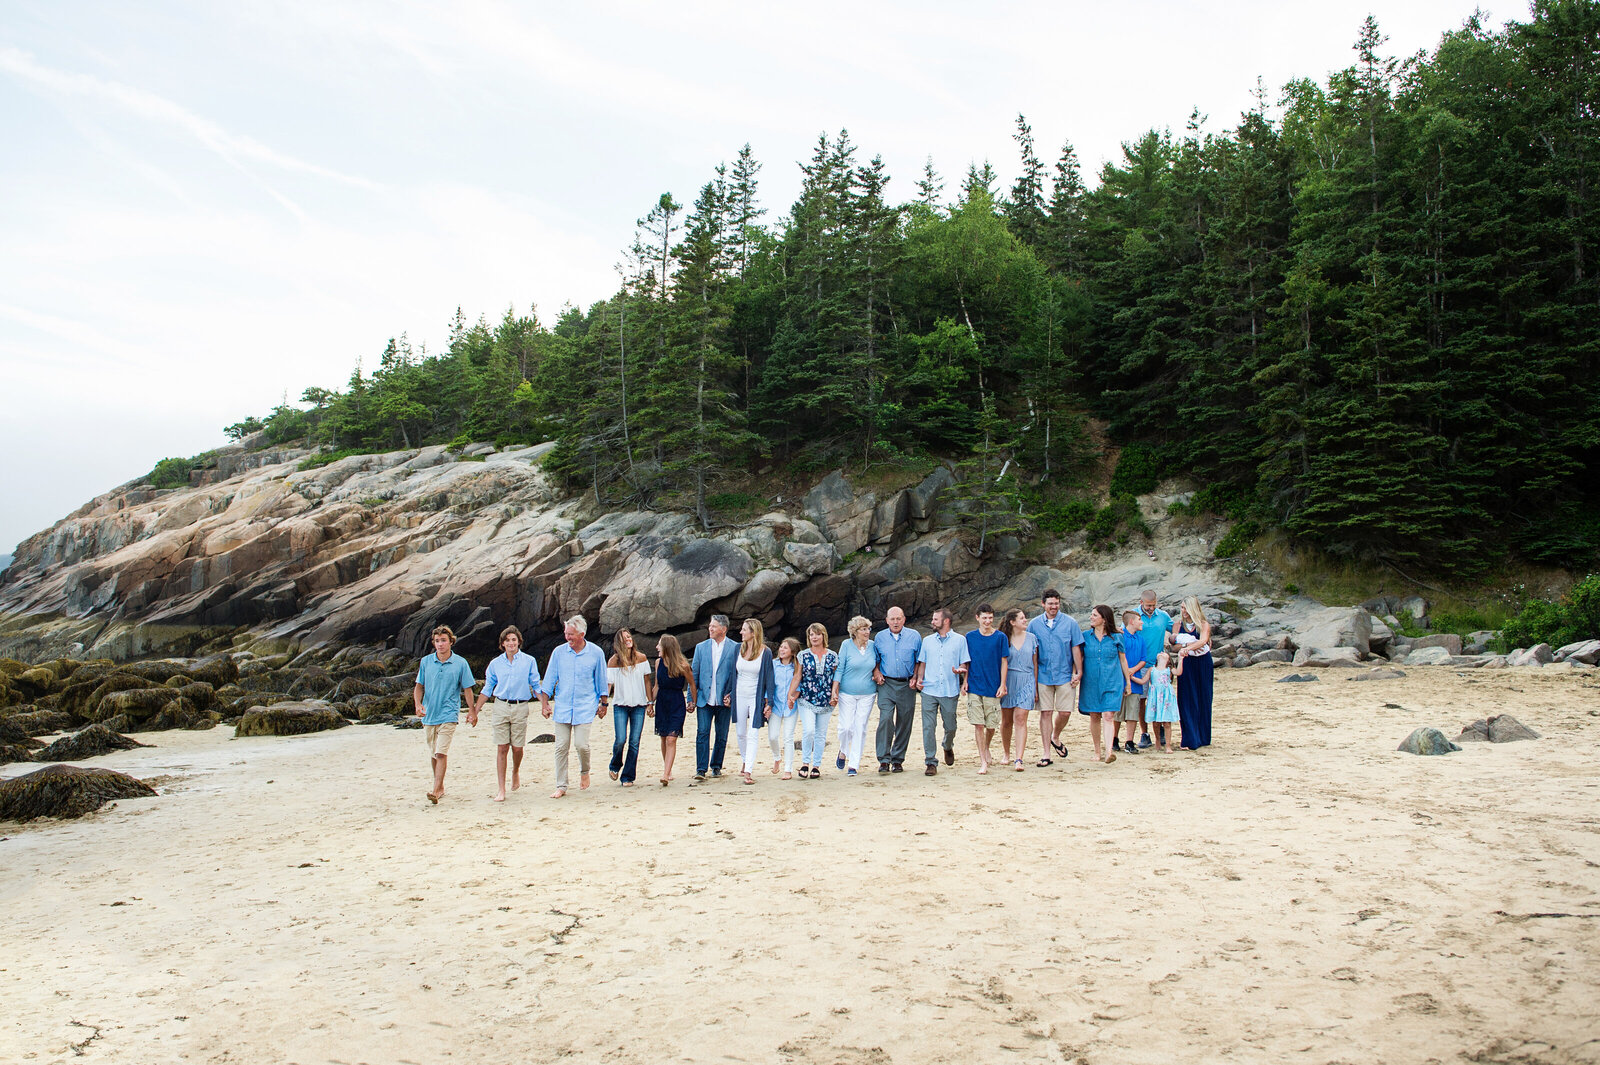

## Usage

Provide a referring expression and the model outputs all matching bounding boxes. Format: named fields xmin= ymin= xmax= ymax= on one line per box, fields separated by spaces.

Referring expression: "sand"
xmin=2 ymin=665 xmax=1597 ymax=1065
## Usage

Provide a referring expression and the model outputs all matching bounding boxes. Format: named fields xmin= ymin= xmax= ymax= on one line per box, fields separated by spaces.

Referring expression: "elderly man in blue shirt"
xmin=1027 ymin=587 xmax=1084 ymax=762
xmin=539 ymin=614 xmax=610 ymax=799
xmin=912 ymin=607 xmax=970 ymax=776
xmin=871 ymin=606 xmax=921 ymax=774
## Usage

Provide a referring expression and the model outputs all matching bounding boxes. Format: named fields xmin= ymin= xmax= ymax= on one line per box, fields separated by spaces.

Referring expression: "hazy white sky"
xmin=1 ymin=0 xmax=1500 ymax=553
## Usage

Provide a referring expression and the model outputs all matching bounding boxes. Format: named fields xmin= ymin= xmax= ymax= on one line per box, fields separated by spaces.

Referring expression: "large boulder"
xmin=1488 ymin=715 xmax=1541 ymax=742
xmin=597 ymin=539 xmax=752 ymax=634
xmin=1555 ymin=639 xmax=1600 ymax=665
xmin=1403 ymin=646 xmax=1452 ymax=666
xmin=1397 ymin=727 xmax=1460 ymax=755
xmin=1292 ymin=646 xmax=1363 ymax=668
xmin=0 ymin=764 xmax=157 ymax=821
xmin=783 ymin=542 xmax=838 ymax=578
xmin=1294 ymin=607 xmax=1374 ymax=658
xmin=235 ymin=700 xmax=349 ymax=737
xmin=1508 ymin=644 xmax=1555 ymax=666
xmin=1410 ymin=633 xmax=1463 ymax=656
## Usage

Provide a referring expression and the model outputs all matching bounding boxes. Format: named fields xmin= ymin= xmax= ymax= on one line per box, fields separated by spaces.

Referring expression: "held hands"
xmin=996 ymin=683 xmax=1007 ymax=700
xmin=872 ymin=669 xmax=884 ymax=685
xmin=540 ymin=699 xmax=553 ymax=719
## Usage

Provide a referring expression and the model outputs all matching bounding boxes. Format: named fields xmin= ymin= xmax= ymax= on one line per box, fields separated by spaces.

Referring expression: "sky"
xmin=0 ymin=0 xmax=1504 ymax=554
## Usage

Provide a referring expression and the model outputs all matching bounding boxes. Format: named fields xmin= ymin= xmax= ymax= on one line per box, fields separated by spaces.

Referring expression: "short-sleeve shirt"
xmin=872 ymin=627 xmax=921 ymax=680
xmin=1029 ymin=612 xmax=1085 ymax=686
xmin=965 ymin=629 xmax=1010 ymax=698
xmin=918 ymin=631 xmax=971 ymax=699
xmin=1139 ymin=608 xmax=1173 ymax=674
xmin=837 ymin=640 xmax=880 ymax=697
xmin=797 ymin=648 xmax=838 ymax=706
xmin=1120 ymin=626 xmax=1149 ymax=695
xmin=416 ymin=653 xmax=476 ymax=726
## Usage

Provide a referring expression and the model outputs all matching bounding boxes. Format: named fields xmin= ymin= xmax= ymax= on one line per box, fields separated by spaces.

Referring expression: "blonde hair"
xmin=430 ymin=625 xmax=457 ymax=645
xmin=1181 ymin=596 xmax=1208 ymax=629
xmin=847 ymin=615 xmax=871 ymax=639
xmin=656 ymin=633 xmax=690 ymax=679
xmin=777 ymin=637 xmax=802 ymax=662
xmin=741 ymin=617 xmax=766 ymax=660
xmin=805 ymin=622 xmax=829 ymax=647
xmin=610 ymin=628 xmax=645 ymax=668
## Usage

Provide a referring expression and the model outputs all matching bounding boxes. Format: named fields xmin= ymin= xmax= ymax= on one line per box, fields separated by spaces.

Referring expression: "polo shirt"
xmin=415 ymin=652 xmax=476 ymax=726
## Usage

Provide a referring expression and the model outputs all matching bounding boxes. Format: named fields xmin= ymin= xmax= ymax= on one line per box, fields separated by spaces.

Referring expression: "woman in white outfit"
xmin=833 ymin=615 xmax=879 ymax=777
xmin=733 ymin=618 xmax=777 ymax=785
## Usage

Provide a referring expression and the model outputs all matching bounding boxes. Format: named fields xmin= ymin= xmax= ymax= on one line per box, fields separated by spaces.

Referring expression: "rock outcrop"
xmin=0 ymin=764 xmax=157 ymax=821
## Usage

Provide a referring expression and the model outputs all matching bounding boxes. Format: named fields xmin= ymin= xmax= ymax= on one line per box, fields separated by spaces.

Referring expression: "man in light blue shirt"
xmin=872 ymin=606 xmax=921 ymax=774
xmin=475 ymin=624 xmax=542 ymax=802
xmin=413 ymin=625 xmax=477 ymax=805
xmin=912 ymin=608 xmax=969 ymax=775
xmin=1136 ymin=589 xmax=1173 ymax=749
xmin=539 ymin=615 xmax=609 ymax=798
xmin=1028 ymin=588 xmax=1084 ymax=761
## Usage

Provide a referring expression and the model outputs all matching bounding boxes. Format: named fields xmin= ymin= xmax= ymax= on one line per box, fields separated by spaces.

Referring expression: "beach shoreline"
xmin=3 ymin=666 xmax=1597 ymax=1064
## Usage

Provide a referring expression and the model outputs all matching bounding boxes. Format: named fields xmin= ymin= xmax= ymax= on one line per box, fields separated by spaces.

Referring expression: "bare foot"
xmin=493 ymin=792 xmax=505 ymax=802
xmin=549 ymin=787 xmax=566 ymax=798
xmin=977 ymin=764 xmax=988 ymax=775
xmin=580 ymin=773 xmax=591 ymax=790
xmin=1104 ymin=751 xmax=1116 ymax=763
xmin=781 ymin=771 xmax=792 ymax=780
xmin=622 ymin=781 xmax=634 ymax=787
xmin=427 ymin=790 xmax=439 ymax=804
xmin=772 ymin=761 xmax=780 ymax=775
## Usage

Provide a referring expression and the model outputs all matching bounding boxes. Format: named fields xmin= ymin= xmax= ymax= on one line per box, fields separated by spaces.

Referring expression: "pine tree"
xmin=1005 ymin=114 xmax=1048 ymax=246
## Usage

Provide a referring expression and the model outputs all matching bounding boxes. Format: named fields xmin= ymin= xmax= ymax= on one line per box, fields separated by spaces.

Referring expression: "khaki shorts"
xmin=1116 ymin=692 xmax=1143 ymax=722
xmin=425 ymin=722 xmax=457 ymax=757
xmin=965 ymin=694 xmax=1001 ymax=728
xmin=489 ymin=699 xmax=531 ymax=747
xmin=1037 ymin=683 xmax=1074 ymax=714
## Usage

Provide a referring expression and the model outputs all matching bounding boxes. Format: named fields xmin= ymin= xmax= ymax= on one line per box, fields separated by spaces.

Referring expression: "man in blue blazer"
xmin=691 ymin=614 xmax=738 ymax=780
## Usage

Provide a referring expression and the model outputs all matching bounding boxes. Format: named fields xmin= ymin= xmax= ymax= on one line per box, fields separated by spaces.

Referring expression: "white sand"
xmin=2 ymin=666 xmax=1597 ymax=1065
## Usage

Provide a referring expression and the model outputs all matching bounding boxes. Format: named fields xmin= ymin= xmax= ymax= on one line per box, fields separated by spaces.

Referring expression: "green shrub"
xmin=1033 ymin=496 xmax=1096 ymax=537
xmin=1086 ymin=496 xmax=1149 ymax=550
xmin=1213 ymin=520 xmax=1261 ymax=559
xmin=145 ymin=456 xmax=196 ymax=490
xmin=297 ymin=448 xmax=363 ymax=471
xmin=1499 ymin=574 xmax=1600 ymax=650
xmin=707 ymin=492 xmax=763 ymax=517
xmin=1109 ymin=444 xmax=1161 ymax=498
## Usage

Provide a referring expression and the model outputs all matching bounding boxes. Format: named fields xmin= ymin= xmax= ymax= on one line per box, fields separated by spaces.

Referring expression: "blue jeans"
xmin=609 ymin=705 xmax=647 ymax=784
xmin=799 ymin=699 xmax=833 ymax=768
xmin=695 ymin=700 xmax=731 ymax=775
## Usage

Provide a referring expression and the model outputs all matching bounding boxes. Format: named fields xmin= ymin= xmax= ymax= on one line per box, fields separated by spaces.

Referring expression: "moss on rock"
xmin=34 ymin=724 xmax=149 ymax=761
xmin=235 ymin=701 xmax=349 ymax=737
xmin=0 ymin=764 xmax=157 ymax=821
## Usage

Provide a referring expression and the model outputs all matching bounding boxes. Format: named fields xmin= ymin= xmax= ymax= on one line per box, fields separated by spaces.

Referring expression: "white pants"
xmin=836 ymin=692 xmax=875 ymax=771
xmin=735 ymin=701 xmax=762 ymax=773
xmin=552 ymin=722 xmax=591 ymax=790
xmin=767 ymin=712 xmax=797 ymax=772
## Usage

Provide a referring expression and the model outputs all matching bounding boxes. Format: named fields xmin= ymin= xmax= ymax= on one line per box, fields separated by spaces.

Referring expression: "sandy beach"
xmin=2 ymin=665 xmax=1597 ymax=1065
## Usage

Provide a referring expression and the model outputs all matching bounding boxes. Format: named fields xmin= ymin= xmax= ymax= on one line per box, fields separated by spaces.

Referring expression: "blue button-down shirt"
xmin=483 ymin=650 xmax=541 ymax=701
xmin=540 ymin=640 xmax=609 ymax=724
xmin=873 ymin=627 xmax=921 ymax=680
xmin=1028 ymin=611 xmax=1085 ymax=686
xmin=917 ymin=630 xmax=970 ymax=699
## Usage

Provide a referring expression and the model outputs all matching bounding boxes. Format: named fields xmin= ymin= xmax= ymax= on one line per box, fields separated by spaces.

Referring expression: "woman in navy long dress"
xmin=1175 ymin=595 xmax=1214 ymax=750
xmin=652 ymin=634 xmax=696 ymax=785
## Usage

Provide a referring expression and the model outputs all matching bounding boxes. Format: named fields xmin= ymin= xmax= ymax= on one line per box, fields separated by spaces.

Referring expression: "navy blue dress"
xmin=654 ymin=660 xmax=689 ymax=738
xmin=1176 ymin=622 xmax=1213 ymax=749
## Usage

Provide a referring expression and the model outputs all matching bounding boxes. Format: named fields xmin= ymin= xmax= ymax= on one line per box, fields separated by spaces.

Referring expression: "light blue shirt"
xmin=539 ymin=640 xmax=609 ymax=725
xmin=917 ymin=630 xmax=970 ymax=699
xmin=415 ymin=653 xmax=475 ymax=726
xmin=1139 ymin=608 xmax=1173 ymax=673
xmin=483 ymin=650 xmax=541 ymax=701
xmin=873 ymin=626 xmax=921 ymax=680
xmin=837 ymin=639 xmax=880 ymax=696
xmin=1028 ymin=611 xmax=1085 ymax=686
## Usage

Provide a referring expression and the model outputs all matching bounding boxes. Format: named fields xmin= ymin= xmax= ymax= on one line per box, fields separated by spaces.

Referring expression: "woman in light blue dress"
xmin=999 ymin=608 xmax=1039 ymax=770
xmin=1078 ymin=604 xmax=1133 ymax=763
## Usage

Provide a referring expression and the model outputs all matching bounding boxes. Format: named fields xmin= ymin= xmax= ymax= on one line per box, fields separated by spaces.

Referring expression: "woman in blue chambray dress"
xmin=999 ymin=608 xmax=1039 ymax=770
xmin=1078 ymin=604 xmax=1133 ymax=764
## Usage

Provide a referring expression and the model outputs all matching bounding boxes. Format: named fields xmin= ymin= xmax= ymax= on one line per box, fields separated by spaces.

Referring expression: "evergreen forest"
xmin=212 ymin=3 xmax=1600 ymax=575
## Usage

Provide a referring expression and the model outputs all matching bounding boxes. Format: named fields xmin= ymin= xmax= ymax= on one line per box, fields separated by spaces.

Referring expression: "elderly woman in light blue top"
xmin=834 ymin=615 xmax=880 ymax=777
xmin=1078 ymin=604 xmax=1133 ymax=765
xmin=539 ymin=615 xmax=611 ymax=798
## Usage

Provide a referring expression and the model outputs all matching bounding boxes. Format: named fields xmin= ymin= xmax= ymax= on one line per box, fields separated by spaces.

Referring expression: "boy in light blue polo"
xmin=413 ymin=624 xmax=477 ymax=805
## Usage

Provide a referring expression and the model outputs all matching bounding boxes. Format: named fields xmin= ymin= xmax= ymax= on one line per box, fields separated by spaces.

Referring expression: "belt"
xmin=496 ymin=697 xmax=532 ymax=704
xmin=881 ymin=676 xmax=911 ymax=681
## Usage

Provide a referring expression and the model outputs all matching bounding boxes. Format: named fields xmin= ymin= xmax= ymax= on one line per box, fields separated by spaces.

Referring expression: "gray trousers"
xmin=553 ymin=721 xmax=591 ymax=790
xmin=875 ymin=678 xmax=916 ymax=765
xmin=921 ymin=693 xmax=959 ymax=764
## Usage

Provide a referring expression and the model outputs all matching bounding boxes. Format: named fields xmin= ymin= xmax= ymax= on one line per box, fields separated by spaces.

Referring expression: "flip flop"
xmin=1052 ymin=740 xmax=1069 ymax=758
xmin=1036 ymin=758 xmax=1053 ymax=767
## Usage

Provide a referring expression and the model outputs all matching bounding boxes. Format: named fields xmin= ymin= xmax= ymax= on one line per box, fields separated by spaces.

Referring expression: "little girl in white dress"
xmin=1145 ymin=651 xmax=1181 ymax=752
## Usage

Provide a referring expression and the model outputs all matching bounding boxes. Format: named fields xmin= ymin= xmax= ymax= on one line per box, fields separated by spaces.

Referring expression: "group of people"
xmin=411 ymin=588 xmax=1216 ymax=803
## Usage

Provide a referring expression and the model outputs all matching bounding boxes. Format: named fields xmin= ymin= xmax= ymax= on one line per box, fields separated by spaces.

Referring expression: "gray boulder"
xmin=1293 ymin=646 xmax=1363 ymax=667
xmin=1397 ymin=727 xmax=1460 ymax=755
xmin=1555 ymin=639 xmax=1600 ymax=665
xmin=782 ymin=542 xmax=838 ymax=578
xmin=1398 ymin=596 xmax=1429 ymax=623
xmin=1250 ymin=649 xmax=1293 ymax=665
xmin=1488 ymin=715 xmax=1541 ymax=742
xmin=1295 ymin=607 xmax=1374 ymax=658
xmin=597 ymin=539 xmax=753 ymax=634
xmin=907 ymin=467 xmax=955 ymax=523
xmin=1411 ymin=633 xmax=1463 ymax=655
xmin=1455 ymin=720 xmax=1491 ymax=743
xmin=1404 ymin=646 xmax=1452 ymax=666
xmin=1277 ymin=673 xmax=1320 ymax=683
xmin=1348 ymin=667 xmax=1406 ymax=682
xmin=1508 ymin=644 xmax=1555 ymax=666
xmin=1464 ymin=631 xmax=1499 ymax=655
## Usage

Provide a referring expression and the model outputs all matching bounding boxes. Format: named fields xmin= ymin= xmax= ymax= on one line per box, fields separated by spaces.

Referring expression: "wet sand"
xmin=2 ymin=665 xmax=1598 ymax=1064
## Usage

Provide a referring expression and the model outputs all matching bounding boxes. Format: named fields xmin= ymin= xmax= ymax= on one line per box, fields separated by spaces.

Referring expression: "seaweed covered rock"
xmin=235 ymin=700 xmax=349 ymax=737
xmin=329 ymin=676 xmax=384 ymax=701
xmin=185 ymin=654 xmax=239 ymax=688
xmin=147 ymin=696 xmax=221 ymax=731
xmin=64 ymin=672 xmax=157 ymax=719
xmin=165 ymin=680 xmax=217 ymax=708
xmin=92 ymin=686 xmax=179 ymax=727
xmin=0 ymin=717 xmax=44 ymax=746
xmin=34 ymin=724 xmax=149 ymax=761
xmin=13 ymin=667 xmax=58 ymax=699
xmin=0 ymin=658 xmax=27 ymax=678
xmin=286 ymin=667 xmax=336 ymax=699
xmin=2 ymin=709 xmax=77 ymax=736
xmin=1397 ymin=727 xmax=1461 ymax=755
xmin=1 ymin=743 xmax=36 ymax=765
xmin=0 ymin=764 xmax=157 ymax=821
xmin=115 ymin=659 xmax=192 ymax=684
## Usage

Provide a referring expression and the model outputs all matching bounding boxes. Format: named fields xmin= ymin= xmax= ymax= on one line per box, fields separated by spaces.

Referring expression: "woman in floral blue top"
xmin=794 ymin=622 xmax=839 ymax=779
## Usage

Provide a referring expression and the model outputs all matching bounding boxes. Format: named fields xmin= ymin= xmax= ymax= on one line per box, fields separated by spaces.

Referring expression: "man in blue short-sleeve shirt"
xmin=414 ymin=624 xmax=477 ymax=805
xmin=1136 ymin=589 xmax=1173 ymax=750
xmin=1027 ymin=588 xmax=1084 ymax=761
